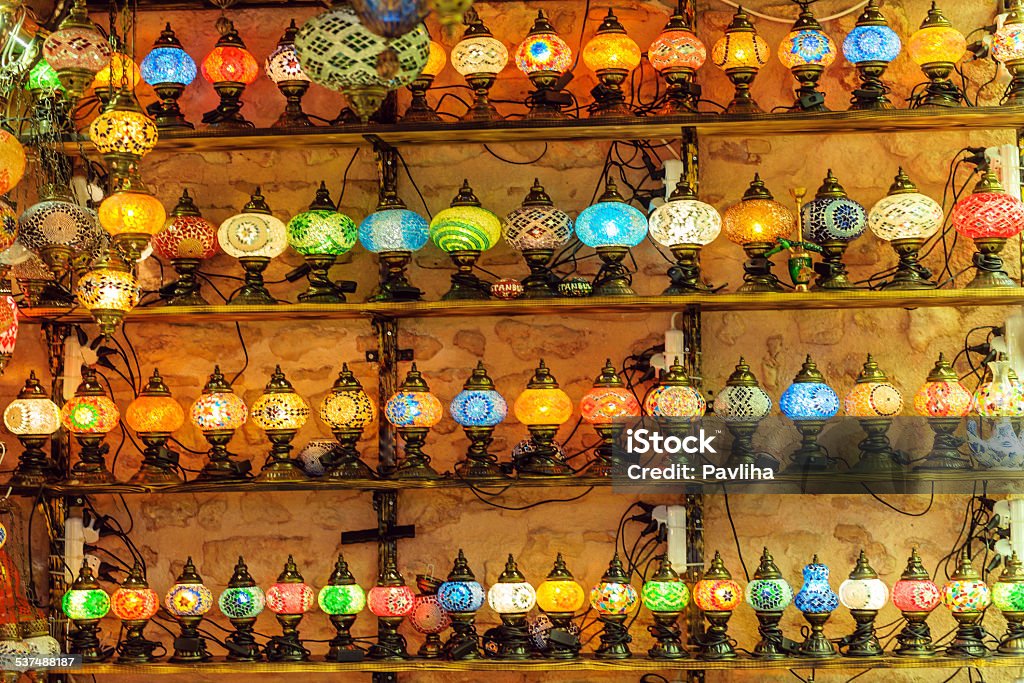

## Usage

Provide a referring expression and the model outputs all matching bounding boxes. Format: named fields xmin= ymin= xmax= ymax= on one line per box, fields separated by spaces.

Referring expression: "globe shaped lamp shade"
xmin=111 ymin=565 xmax=160 ymax=662
xmin=913 ymin=353 xmax=974 ymax=470
xmin=744 ymin=547 xmax=794 ymax=652
xmin=429 ymin=180 xmax=502 ymax=300
xmin=266 ymin=20 xmax=314 ymax=128
xmin=994 ymin=1 xmax=1024 ymax=104
xmin=515 ymin=10 xmax=573 ymax=119
xmin=42 ymin=0 xmax=111 ymax=98
xmin=643 ymin=358 xmax=707 ymax=422
xmin=778 ymin=3 xmax=835 ymax=111
xmin=164 ymin=557 xmax=214 ymax=662
xmin=486 ymin=554 xmax=536 ymax=659
xmin=576 ymin=179 xmax=648 ymax=296
xmin=91 ymin=52 xmax=141 ymax=103
xmin=76 ymin=250 xmax=141 ymax=338
xmin=190 ymin=366 xmax=249 ymax=479
xmin=780 ymin=356 xmax=839 ymax=472
xmin=437 ymin=550 xmax=486 ymax=615
xmin=218 ymin=558 xmax=267 ymax=622
xmin=18 ymin=185 xmax=101 ymax=281
xmin=450 ymin=361 xmax=508 ymax=479
xmin=639 ymin=556 xmax=689 ymax=659
xmin=844 ymin=355 xmax=903 ymax=419
xmin=843 ymin=0 xmax=902 ymax=109
xmin=713 ymin=357 xmax=773 ymax=424
xmin=200 ymin=20 xmax=259 ymax=128
xmin=265 ymin=554 xmax=316 ymax=663
xmin=452 ymin=12 xmax=508 ymax=122
xmin=952 ymin=171 xmax=1024 ymax=288
xmin=502 ymin=179 xmax=573 ymax=298
xmin=61 ymin=366 xmax=120 ymax=484
xmin=907 ymin=3 xmax=967 ymax=107
xmin=153 ymin=190 xmax=219 ymax=305
xmin=891 ymin=549 xmax=941 ymax=615
xmin=693 ymin=551 xmax=742 ymax=659
xmin=838 ymin=551 xmax=889 ymax=656
xmin=368 ymin=580 xmax=415 ymax=618
xmin=992 ymin=552 xmax=1024 ymax=644
xmin=536 ymin=553 xmax=586 ymax=616
xmin=89 ymin=89 xmax=160 ymax=174
xmin=21 ymin=619 xmax=61 ymax=658
xmin=513 ymin=360 xmax=574 ymax=477
xmin=218 ymin=189 xmax=289 ymax=305
xmin=868 ymin=168 xmax=944 ymax=289
xmin=286 ymin=182 xmax=358 ymax=304
xmin=649 ymin=179 xmax=722 ymax=293
xmin=649 ymin=4 xmax=706 ymax=114
xmin=793 ymin=556 xmax=839 ymax=657
xmin=941 ymin=551 xmax=991 ymax=658
xmin=318 ymin=363 xmax=376 ymax=479
xmin=250 ymin=366 xmax=311 ymax=483
xmin=295 ymin=3 xmax=430 ymax=122
xmin=589 ymin=553 xmax=639 ymax=658
xmin=582 ymin=9 xmax=642 ymax=117
xmin=359 ymin=192 xmax=429 ymax=302
xmin=801 ymin=170 xmax=868 ymax=290
xmin=141 ymin=23 xmax=197 ymax=130
xmin=711 ymin=7 xmax=770 ymax=113
xmin=581 ymin=360 xmax=641 ymax=476
xmin=27 ymin=59 xmax=65 ymax=95
xmin=63 ymin=560 xmax=110 ymax=660
xmin=98 ymin=184 xmax=167 ymax=262
xmin=409 ymin=594 xmax=450 ymax=656
xmin=5 ymin=371 xmax=61 ymax=486
xmin=723 ymin=175 xmax=795 ymax=293
xmin=125 ymin=369 xmax=186 ymax=485
xmin=385 ymin=363 xmax=443 ymax=479
xmin=317 ymin=554 xmax=366 ymax=660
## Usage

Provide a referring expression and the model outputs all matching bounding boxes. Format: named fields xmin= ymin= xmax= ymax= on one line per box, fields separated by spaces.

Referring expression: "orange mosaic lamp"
xmin=125 ymin=369 xmax=186 ymax=485
xmin=907 ymin=2 xmax=967 ymax=107
xmin=913 ymin=353 xmax=972 ymax=471
xmin=61 ymin=366 xmax=120 ymax=484
xmin=513 ymin=360 xmax=573 ymax=477
xmin=201 ymin=19 xmax=259 ymax=128
xmin=111 ymin=564 xmax=160 ymax=663
xmin=693 ymin=551 xmax=742 ymax=660
xmin=251 ymin=365 xmax=311 ymax=483
xmin=844 ymin=355 xmax=904 ymax=473
xmin=580 ymin=359 xmax=640 ymax=476
xmin=583 ymin=9 xmax=641 ymax=118
xmin=384 ymin=364 xmax=443 ymax=479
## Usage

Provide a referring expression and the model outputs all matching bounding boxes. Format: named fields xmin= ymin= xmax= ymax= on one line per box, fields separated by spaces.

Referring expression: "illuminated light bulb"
xmin=97 ymin=176 xmax=166 ymax=263
xmin=409 ymin=587 xmax=450 ymax=659
xmin=515 ymin=10 xmax=572 ymax=119
xmin=503 ymin=179 xmax=573 ymax=298
xmin=111 ymin=565 xmax=160 ymax=663
xmin=287 ymin=181 xmax=358 ymax=304
xmin=779 ymin=355 xmax=839 ymax=472
xmin=583 ymin=9 xmax=642 ymax=118
xmin=218 ymin=188 xmax=288 ymax=305
xmin=648 ymin=178 xmax=721 ymax=294
xmin=838 ymin=551 xmax=889 ymax=657
xmin=793 ymin=556 xmax=839 ymax=658
xmin=190 ymin=365 xmax=249 ymax=480
xmin=63 ymin=560 xmax=111 ymax=662
xmin=359 ymin=184 xmax=429 ymax=302
xmin=319 ymin=363 xmax=376 ymax=480
xmin=992 ymin=552 xmax=1024 ymax=655
xmin=576 ymin=178 xmax=648 ymax=296
xmin=580 ymin=359 xmax=641 ymax=476
xmin=868 ymin=168 xmax=943 ymax=290
xmin=714 ymin=357 xmax=772 ymax=468
xmin=76 ymin=248 xmax=140 ymax=338
xmin=952 ymin=170 xmax=1024 ymax=288
xmin=251 ymin=365 xmax=311 ymax=482
xmin=152 ymin=189 xmax=219 ymax=305
xmin=941 ymin=550 xmax=991 ymax=657
xmin=891 ymin=548 xmax=941 ymax=656
xmin=19 ymin=185 xmax=101 ymax=283
xmin=42 ymin=0 xmax=111 ymax=98
xmin=61 ymin=365 xmax=120 ymax=484
xmin=994 ymin=0 xmax=1024 ymax=105
xmin=649 ymin=2 xmax=706 ymax=114
xmin=91 ymin=51 xmax=141 ymax=105
xmin=723 ymin=174 xmax=794 ymax=292
xmin=267 ymin=20 xmax=313 ymax=128
xmin=450 ymin=361 xmax=507 ymax=479
xmin=201 ymin=19 xmax=260 ymax=128
xmin=802 ymin=170 xmax=867 ymax=290
xmin=88 ymin=89 xmax=159 ymax=179
xmin=693 ymin=551 xmax=742 ymax=660
xmin=430 ymin=179 xmax=502 ymax=301
xmin=319 ymin=554 xmax=366 ymax=661
xmin=745 ymin=548 xmax=793 ymax=659
xmin=141 ymin=23 xmax=197 ymax=130
xmin=125 ymin=369 xmax=185 ymax=486
xmin=437 ymin=550 xmax=485 ymax=660
xmin=264 ymin=556 xmax=315 ymax=662
xmin=218 ymin=557 xmax=265 ymax=662
xmin=712 ymin=7 xmax=770 ymax=113
xmin=385 ymin=363 xmax=443 ymax=479
xmin=452 ymin=11 xmax=507 ymax=122
xmin=843 ymin=0 xmax=902 ymax=110
xmin=165 ymin=557 xmax=214 ymax=663
xmin=403 ymin=38 xmax=446 ymax=123
xmin=0 ymin=130 xmax=26 ymax=196
xmin=642 ymin=556 xmax=689 ymax=660
xmin=513 ymin=359 xmax=574 ymax=477
xmin=4 ymin=371 xmax=61 ymax=486
xmin=844 ymin=355 xmax=903 ymax=473
xmin=778 ymin=2 xmax=835 ymax=111
xmin=907 ymin=3 xmax=967 ymax=107
xmin=487 ymin=554 xmax=537 ymax=659
xmin=296 ymin=3 xmax=429 ymax=122
xmin=366 ymin=559 xmax=415 ymax=659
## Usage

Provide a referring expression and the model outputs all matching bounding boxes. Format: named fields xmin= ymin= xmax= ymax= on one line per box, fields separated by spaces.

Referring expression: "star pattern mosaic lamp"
xmin=515 ymin=10 xmax=573 ymax=119
xmin=450 ymin=361 xmax=507 ymax=478
xmin=218 ymin=557 xmax=266 ymax=662
xmin=487 ymin=554 xmax=537 ymax=659
xmin=891 ymin=548 xmax=941 ymax=656
xmin=649 ymin=1 xmax=706 ymax=114
xmin=266 ymin=20 xmax=314 ymax=128
xmin=61 ymin=366 xmax=120 ymax=484
xmin=153 ymin=189 xmax=219 ymax=306
xmin=437 ymin=550 xmax=485 ymax=660
xmin=111 ymin=565 xmax=160 ymax=663
xmin=218 ymin=188 xmax=289 ymax=305
xmin=693 ymin=551 xmax=742 ymax=660
xmin=778 ymin=2 xmax=835 ymax=112
xmin=649 ymin=179 xmax=721 ymax=294
xmin=5 ymin=371 xmax=61 ymax=487
xmin=190 ymin=365 xmax=250 ymax=479
xmin=63 ymin=560 xmax=111 ymax=662
xmin=164 ymin=557 xmax=214 ymax=663
xmin=745 ymin=548 xmax=793 ymax=659
xmin=251 ymin=366 xmax=311 ymax=482
xmin=384 ymin=363 xmax=443 ymax=478
xmin=802 ymin=170 xmax=867 ymax=290
xmin=843 ymin=0 xmax=901 ymax=109
xmin=642 ymin=556 xmax=689 ymax=660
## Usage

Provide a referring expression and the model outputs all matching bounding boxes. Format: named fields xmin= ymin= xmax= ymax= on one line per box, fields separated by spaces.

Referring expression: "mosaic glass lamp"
xmin=642 ymin=557 xmax=689 ymax=660
xmin=430 ymin=180 xmax=502 ymax=300
xmin=534 ymin=553 xmax=585 ymax=660
xmin=141 ymin=23 xmax=197 ymax=130
xmin=0 ymin=279 xmax=17 ymax=375
xmin=802 ymin=170 xmax=867 ymax=290
xmin=319 ymin=363 xmax=376 ymax=479
xmin=649 ymin=1 xmax=706 ymax=114
xmin=367 ymin=557 xmax=415 ymax=660
xmin=745 ymin=548 xmax=793 ymax=659
xmin=0 ymin=130 xmax=24 ymax=197
xmin=111 ymin=564 xmax=160 ymax=663
xmin=838 ymin=551 xmax=889 ymax=657
xmin=76 ymin=248 xmax=140 ymax=338
xmin=153 ymin=189 xmax=219 ymax=305
xmin=643 ymin=357 xmax=706 ymax=468
xmin=711 ymin=7 xmax=770 ymax=113
xmin=402 ymin=38 xmax=446 ymax=122
xmin=576 ymin=178 xmax=648 ymax=296
xmin=287 ymin=182 xmax=358 ymax=303
xmin=97 ymin=174 xmax=166 ymax=263
xmin=20 ymin=618 xmax=60 ymax=659
xmin=61 ymin=366 xmax=120 ymax=484
xmin=91 ymin=51 xmax=141 ymax=105
xmin=590 ymin=553 xmax=639 ymax=659
xmin=693 ymin=551 xmax=742 ymax=660
xmin=515 ymin=10 xmax=572 ymax=119
xmin=502 ymin=179 xmax=573 ymax=298
xmin=218 ymin=188 xmax=289 ymax=305
xmin=778 ymin=2 xmax=835 ymax=111
xmin=89 ymin=89 xmax=159 ymax=180
xmin=907 ymin=3 xmax=966 ymax=107
xmin=891 ymin=548 xmax=941 ymax=657
xmin=384 ymin=363 xmax=443 ymax=479
xmin=868 ymin=168 xmax=943 ymax=289
xmin=913 ymin=353 xmax=972 ymax=470
xmin=165 ymin=557 xmax=214 ymax=662
xmin=125 ymin=369 xmax=186 ymax=485
xmin=319 ymin=554 xmax=366 ymax=661
xmin=993 ymin=552 xmax=1024 ymax=655
xmin=723 ymin=174 xmax=795 ymax=292
xmin=42 ymin=0 xmax=110 ymax=98
xmin=994 ymin=0 xmax=1024 ymax=105
xmin=437 ymin=550 xmax=485 ymax=660
xmin=794 ymin=555 xmax=839 ymax=658
xmin=358 ymin=185 xmax=429 ymax=303
xmin=714 ymin=357 xmax=772 ymax=468
xmin=190 ymin=365 xmax=250 ymax=480
xmin=252 ymin=366 xmax=311 ymax=482
xmin=63 ymin=560 xmax=111 ymax=662
xmin=513 ymin=360 xmax=574 ymax=476
xmin=580 ymin=359 xmax=641 ymax=476
xmin=844 ymin=355 xmax=904 ymax=473
xmin=453 ymin=11 xmax=507 ymax=121
xmin=648 ymin=179 xmax=721 ymax=294
xmin=450 ymin=361 xmax=507 ymax=478
xmin=951 ymin=170 xmax=1024 ymax=288
xmin=941 ymin=549 xmax=991 ymax=657
xmin=265 ymin=556 xmax=316 ymax=662
xmin=780 ymin=355 xmax=839 ymax=472
xmin=266 ymin=20 xmax=313 ymax=128
xmin=583 ymin=9 xmax=641 ymax=118
xmin=200 ymin=19 xmax=259 ymax=128
xmin=487 ymin=554 xmax=537 ymax=659
xmin=843 ymin=0 xmax=901 ymax=109
xmin=350 ymin=0 xmax=427 ymax=37
xmin=4 ymin=371 xmax=61 ymax=486
xmin=409 ymin=584 xmax=449 ymax=659
xmin=19 ymin=185 xmax=101 ymax=285
xmin=218 ymin=557 xmax=266 ymax=662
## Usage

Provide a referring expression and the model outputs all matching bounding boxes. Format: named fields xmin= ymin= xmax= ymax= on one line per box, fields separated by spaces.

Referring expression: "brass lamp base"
xmin=368 ymin=616 xmax=409 ymax=660
xmin=946 ymin=610 xmax=988 ymax=657
xmin=349 ymin=85 xmax=388 ymax=123
xmin=543 ymin=612 xmax=580 ymax=659
xmin=272 ymin=81 xmax=314 ymax=128
xmin=402 ymin=76 xmax=441 ymax=123
xmin=490 ymin=613 xmax=532 ymax=659
xmin=724 ymin=421 xmax=758 ymax=468
xmin=463 ymin=73 xmax=503 ymax=122
xmin=516 ymin=426 xmax=572 ymax=477
xmin=197 ymin=430 xmax=251 ymax=481
xmin=444 ymin=612 xmax=481 ymax=660
xmin=118 ymin=620 xmax=160 ymax=663
xmin=326 ymin=428 xmax=374 ymax=480
xmin=790 ymin=64 xmax=828 ymax=112
xmin=966 ymin=237 xmax=1016 ymax=288
xmin=165 ymin=258 xmax=209 ymax=306
xmin=525 ymin=72 xmax=568 ymax=120
xmin=647 ymin=611 xmax=685 ymax=660
xmin=150 ymin=83 xmax=194 ymax=130
xmin=169 ymin=616 xmax=212 ymax=663
xmin=1003 ymin=62 xmax=1024 ymax=105
xmin=418 ymin=633 xmax=444 ymax=658
xmin=299 ymin=254 xmax=346 ymax=303
xmin=265 ymin=613 xmax=308 ymax=662
xmin=113 ymin=234 xmax=151 ymax=264
xmin=723 ymin=67 xmax=763 ymax=114
xmin=913 ymin=63 xmax=964 ymax=108
xmin=368 ymin=251 xmax=422 ymax=302
xmin=893 ymin=612 xmax=936 ymax=657
xmin=59 ymin=67 xmax=95 ymax=100
xmin=998 ymin=613 xmax=1024 ymax=655
xmin=844 ymin=609 xmax=884 ymax=657
xmin=590 ymin=70 xmax=634 ymax=118
xmin=443 ymin=250 xmax=490 ymax=301
xmin=850 ymin=61 xmax=894 ymax=110
xmin=797 ymin=611 xmax=837 ymax=658
xmin=327 ymin=614 xmax=362 ymax=661
xmin=69 ymin=619 xmax=110 ymax=662
xmin=594 ymin=613 xmax=632 ymax=659
xmin=592 ymin=246 xmax=635 ymax=296
xmin=659 ymin=68 xmax=699 ymax=114
xmin=586 ymin=424 xmax=626 ymax=477
xmin=850 ymin=418 xmax=901 ymax=474
xmin=10 ymin=436 xmax=56 ymax=487
xmin=520 ymin=249 xmax=558 ymax=298
xmin=226 ymin=617 xmax=263 ymax=661
xmin=752 ymin=610 xmax=788 ymax=659
xmin=698 ymin=611 xmax=737 ymax=660
xmin=129 ymin=433 xmax=184 ymax=485
xmin=456 ymin=426 xmax=505 ymax=479
xmin=664 ymin=244 xmax=713 ymax=295
xmin=881 ymin=238 xmax=936 ymax=290
xmin=229 ymin=256 xmax=277 ymax=305
xmin=68 ymin=436 xmax=117 ymax=485
xmin=915 ymin=418 xmax=971 ymax=471
xmin=395 ymin=427 xmax=440 ymax=479
xmin=739 ymin=242 xmax=784 ymax=292
xmin=257 ymin=430 xmax=308 ymax=482
xmin=813 ymin=240 xmax=856 ymax=290
xmin=785 ymin=420 xmax=834 ymax=472
xmin=203 ymin=82 xmax=254 ymax=129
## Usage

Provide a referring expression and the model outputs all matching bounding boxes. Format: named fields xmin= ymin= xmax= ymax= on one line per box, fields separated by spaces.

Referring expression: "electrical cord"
xmin=714 ymin=0 xmax=868 ymax=23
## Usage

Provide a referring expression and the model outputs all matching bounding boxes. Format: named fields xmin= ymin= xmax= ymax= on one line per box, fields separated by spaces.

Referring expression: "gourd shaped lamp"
xmin=793 ymin=555 xmax=839 ymax=658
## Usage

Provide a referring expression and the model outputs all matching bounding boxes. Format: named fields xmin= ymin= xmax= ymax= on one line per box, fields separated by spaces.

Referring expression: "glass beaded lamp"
xmin=952 ymin=170 xmax=1024 ymax=288
xmin=649 ymin=2 xmax=706 ymax=114
xmin=794 ymin=555 xmax=839 ymax=658
xmin=487 ymin=554 xmax=537 ymax=659
xmin=907 ymin=3 xmax=966 ymax=107
xmin=649 ymin=179 xmax=721 ymax=294
xmin=319 ymin=363 xmax=376 ymax=479
xmin=533 ymin=553 xmax=584 ymax=660
xmin=295 ymin=2 xmax=430 ymax=122
xmin=63 ymin=560 xmax=111 ymax=661
xmin=994 ymin=0 xmax=1024 ymax=105
xmin=503 ymin=179 xmax=573 ymax=298
xmin=384 ymin=363 xmax=443 ymax=478
xmin=319 ymin=554 xmax=366 ymax=661
xmin=89 ymin=89 xmax=159 ymax=179
xmin=711 ymin=7 xmax=770 ymax=113
xmin=76 ymin=248 xmax=140 ymax=337
xmin=453 ymin=11 xmax=508 ymax=121
xmin=868 ymin=168 xmax=943 ymax=289
xmin=410 ymin=584 xmax=450 ymax=659
xmin=723 ymin=174 xmax=795 ymax=292
xmin=265 ymin=556 xmax=316 ymax=662
xmin=0 ymin=129 xmax=25 ymax=197
xmin=580 ymin=359 xmax=641 ymax=476
xmin=91 ymin=51 xmax=141 ymax=105
xmin=844 ymin=355 xmax=903 ymax=473
xmin=165 ymin=557 xmax=214 ymax=662
xmin=358 ymin=184 xmax=429 ymax=303
xmin=802 ymin=170 xmax=867 ymax=290
xmin=590 ymin=553 xmax=639 ymax=660
xmin=125 ymin=368 xmax=185 ymax=485
xmin=11 ymin=252 xmax=63 ymax=308
xmin=191 ymin=365 xmax=250 ymax=480
xmin=201 ymin=19 xmax=259 ymax=128
xmin=0 ymin=622 xmax=28 ymax=662
xmin=42 ymin=0 xmax=110 ymax=98
xmin=5 ymin=371 xmax=61 ymax=486
xmin=401 ymin=37 xmax=446 ymax=122
xmin=693 ymin=551 xmax=742 ymax=660
xmin=993 ymin=552 xmax=1024 ymax=654
xmin=267 ymin=20 xmax=313 ymax=128
xmin=642 ymin=556 xmax=689 ymax=660
xmin=714 ymin=357 xmax=772 ymax=468
xmin=287 ymin=182 xmax=358 ymax=303
xmin=843 ymin=0 xmax=902 ymax=109
xmin=745 ymin=547 xmax=793 ymax=659
xmin=838 ymin=551 xmax=889 ymax=657
xmin=218 ymin=188 xmax=289 ymax=305
xmin=891 ymin=548 xmax=940 ymax=656
xmin=153 ymin=189 xmax=219 ymax=305
xmin=430 ymin=180 xmax=502 ymax=300
xmin=941 ymin=549 xmax=991 ymax=657
xmin=437 ymin=550 xmax=485 ymax=660
xmin=513 ymin=359 xmax=574 ymax=476
xmin=367 ymin=557 xmax=415 ymax=660
xmin=450 ymin=361 xmax=507 ymax=478
xmin=576 ymin=178 xmax=648 ymax=296
xmin=19 ymin=185 xmax=100 ymax=284
xmin=141 ymin=23 xmax=197 ymax=130
xmin=643 ymin=357 xmax=706 ymax=468
xmin=583 ymin=9 xmax=641 ymax=118
xmin=97 ymin=174 xmax=166 ymax=263
xmin=778 ymin=2 xmax=836 ymax=112
xmin=111 ymin=564 xmax=160 ymax=663
xmin=780 ymin=355 xmax=839 ymax=472
xmin=913 ymin=353 xmax=972 ymax=470
xmin=61 ymin=366 xmax=120 ymax=484
xmin=218 ymin=556 xmax=266 ymax=662
xmin=20 ymin=617 xmax=60 ymax=659
xmin=515 ymin=10 xmax=572 ymax=119
xmin=251 ymin=366 xmax=311 ymax=482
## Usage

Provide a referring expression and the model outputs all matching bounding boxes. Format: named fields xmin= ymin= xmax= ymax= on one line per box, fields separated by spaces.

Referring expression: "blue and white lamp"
xmin=843 ymin=0 xmax=901 ymax=109
xmin=794 ymin=555 xmax=839 ymax=658
xmin=437 ymin=550 xmax=486 ymax=660
xmin=450 ymin=361 xmax=508 ymax=478
xmin=780 ymin=355 xmax=839 ymax=472
xmin=140 ymin=23 xmax=197 ymax=130
xmin=575 ymin=178 xmax=648 ymax=296
xmin=745 ymin=547 xmax=793 ymax=659
xmin=802 ymin=170 xmax=867 ymax=290
xmin=778 ymin=2 xmax=836 ymax=111
xmin=358 ymin=185 xmax=429 ymax=302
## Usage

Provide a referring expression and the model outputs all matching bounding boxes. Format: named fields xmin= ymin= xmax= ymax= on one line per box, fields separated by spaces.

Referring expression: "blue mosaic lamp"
xmin=843 ymin=0 xmax=901 ymax=109
xmin=437 ymin=549 xmax=486 ymax=660
xmin=778 ymin=2 xmax=836 ymax=111
xmin=164 ymin=557 xmax=214 ymax=662
xmin=217 ymin=557 xmax=266 ymax=662
xmin=575 ymin=178 xmax=648 ymax=296
xmin=794 ymin=555 xmax=839 ymax=658
xmin=450 ymin=361 xmax=508 ymax=478
xmin=140 ymin=23 xmax=197 ymax=130
xmin=745 ymin=548 xmax=793 ymax=659
xmin=429 ymin=180 xmax=502 ymax=301
xmin=358 ymin=180 xmax=429 ymax=303
xmin=780 ymin=355 xmax=839 ymax=472
xmin=802 ymin=170 xmax=867 ymax=290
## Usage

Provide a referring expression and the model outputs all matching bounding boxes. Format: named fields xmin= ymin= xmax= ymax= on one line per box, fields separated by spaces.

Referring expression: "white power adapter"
xmin=651 ymin=504 xmax=687 ymax=572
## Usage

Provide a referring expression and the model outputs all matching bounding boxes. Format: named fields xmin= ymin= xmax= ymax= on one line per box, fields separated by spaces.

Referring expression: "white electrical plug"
xmin=652 ymin=504 xmax=687 ymax=572
xmin=651 ymin=313 xmax=687 ymax=374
